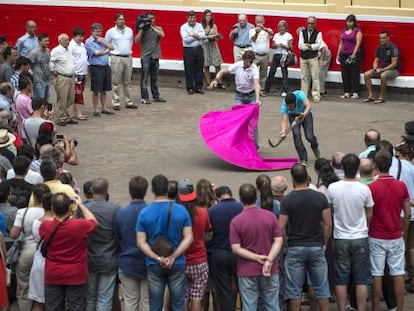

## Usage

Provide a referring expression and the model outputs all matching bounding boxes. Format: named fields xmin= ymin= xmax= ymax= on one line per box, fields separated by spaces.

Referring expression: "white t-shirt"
xmin=273 ymin=32 xmax=293 ymax=55
xmin=249 ymin=29 xmax=271 ymax=54
xmin=229 ymin=61 xmax=259 ymax=93
xmin=69 ymin=39 xmax=88 ymax=76
xmin=327 ymin=180 xmax=374 ymax=239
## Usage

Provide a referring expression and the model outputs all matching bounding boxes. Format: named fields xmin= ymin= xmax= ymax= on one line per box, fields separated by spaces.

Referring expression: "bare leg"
xmin=393 ymin=275 xmax=405 ymax=311
xmin=379 ymin=74 xmax=388 ymax=99
xmin=371 ymin=276 xmax=382 ymax=311
xmin=92 ymin=92 xmax=99 ymax=112
xmin=318 ymin=298 xmax=329 ymax=311
xmin=100 ymin=91 xmax=107 ymax=111
xmin=190 ymin=299 xmax=202 ymax=311
xmin=355 ymin=284 xmax=368 ymax=311
xmin=364 ymin=71 xmax=374 ymax=98
xmin=335 ymin=285 xmax=347 ymax=311
xmin=289 ymin=298 xmax=301 ymax=311
xmin=203 ymin=66 xmax=211 ymax=85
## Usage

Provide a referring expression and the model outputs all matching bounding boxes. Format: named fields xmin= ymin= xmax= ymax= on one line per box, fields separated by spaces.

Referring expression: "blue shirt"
xmin=105 ymin=26 xmax=133 ymax=56
xmin=0 ymin=212 xmax=6 ymax=236
xmin=85 ymin=36 xmax=110 ymax=66
xmin=115 ymin=200 xmax=147 ymax=277
xmin=207 ymin=198 xmax=243 ymax=251
xmin=136 ymin=201 xmax=192 ymax=266
xmin=281 ymin=90 xmax=307 ymax=115
xmin=232 ymin=23 xmax=255 ymax=46
xmin=16 ymin=33 xmax=39 ymax=57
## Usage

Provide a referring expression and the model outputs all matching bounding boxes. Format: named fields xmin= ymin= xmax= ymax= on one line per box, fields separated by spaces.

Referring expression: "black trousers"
xmin=339 ymin=53 xmax=362 ymax=94
xmin=211 ymin=249 xmax=238 ymax=311
xmin=183 ymin=45 xmax=204 ymax=91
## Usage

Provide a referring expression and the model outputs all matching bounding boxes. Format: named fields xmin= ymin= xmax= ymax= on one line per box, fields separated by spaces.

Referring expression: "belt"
xmin=236 ymin=90 xmax=255 ymax=97
xmin=184 ymin=45 xmax=201 ymax=49
xmin=255 ymin=52 xmax=268 ymax=56
xmin=111 ymin=54 xmax=131 ymax=57
xmin=57 ymin=73 xmax=73 ymax=78
xmin=236 ymin=45 xmax=251 ymax=48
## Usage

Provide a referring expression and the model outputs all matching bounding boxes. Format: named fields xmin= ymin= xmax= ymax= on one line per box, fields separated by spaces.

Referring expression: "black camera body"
xmin=136 ymin=14 xmax=151 ymax=32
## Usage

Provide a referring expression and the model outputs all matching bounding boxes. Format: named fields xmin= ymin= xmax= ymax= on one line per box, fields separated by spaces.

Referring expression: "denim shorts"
xmin=369 ymin=237 xmax=405 ymax=276
xmin=284 ymin=246 xmax=330 ymax=300
xmin=334 ymin=238 xmax=372 ymax=285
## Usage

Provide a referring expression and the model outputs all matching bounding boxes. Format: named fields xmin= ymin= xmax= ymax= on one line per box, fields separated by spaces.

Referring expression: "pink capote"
xmin=199 ymin=104 xmax=298 ymax=171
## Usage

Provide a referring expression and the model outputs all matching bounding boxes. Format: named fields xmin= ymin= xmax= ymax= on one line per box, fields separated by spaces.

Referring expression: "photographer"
xmin=54 ymin=133 xmax=79 ymax=166
xmin=135 ymin=11 xmax=166 ymax=104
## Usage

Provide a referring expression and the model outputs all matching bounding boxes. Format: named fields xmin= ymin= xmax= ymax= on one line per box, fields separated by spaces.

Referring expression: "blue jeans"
xmin=147 ymin=264 xmax=185 ymax=311
xmin=264 ymin=53 xmax=288 ymax=93
xmin=86 ymin=271 xmax=117 ymax=311
xmin=288 ymin=112 xmax=318 ymax=162
xmin=33 ymin=80 xmax=50 ymax=102
xmin=285 ymin=246 xmax=330 ymax=300
xmin=238 ymin=274 xmax=280 ymax=311
xmin=140 ymin=57 xmax=160 ymax=100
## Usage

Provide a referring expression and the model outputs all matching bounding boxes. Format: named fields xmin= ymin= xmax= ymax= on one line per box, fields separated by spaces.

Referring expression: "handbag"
xmin=74 ymin=80 xmax=84 ymax=105
xmin=287 ymin=51 xmax=298 ymax=66
xmin=150 ymin=201 xmax=174 ymax=257
xmin=7 ymin=208 xmax=29 ymax=271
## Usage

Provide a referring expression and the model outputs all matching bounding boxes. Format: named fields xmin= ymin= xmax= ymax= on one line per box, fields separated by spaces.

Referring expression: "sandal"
xmin=363 ymin=97 xmax=375 ymax=103
xmin=374 ymin=98 xmax=386 ymax=104
xmin=76 ymin=115 xmax=88 ymax=120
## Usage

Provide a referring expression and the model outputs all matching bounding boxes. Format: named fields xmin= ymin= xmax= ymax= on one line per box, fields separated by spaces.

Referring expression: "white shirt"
xmin=298 ymin=30 xmax=322 ymax=52
xmin=180 ymin=22 xmax=205 ymax=47
xmin=105 ymin=26 xmax=133 ymax=56
xmin=7 ymin=169 xmax=43 ymax=185
xmin=273 ymin=32 xmax=293 ymax=55
xmin=249 ymin=29 xmax=271 ymax=54
xmin=327 ymin=180 xmax=374 ymax=239
xmin=69 ymin=39 xmax=88 ymax=75
xmin=229 ymin=61 xmax=259 ymax=93
xmin=50 ymin=45 xmax=75 ymax=76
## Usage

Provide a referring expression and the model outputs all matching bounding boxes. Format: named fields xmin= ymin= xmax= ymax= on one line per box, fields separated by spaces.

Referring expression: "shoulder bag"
xmin=150 ymin=201 xmax=174 ymax=257
xmin=7 ymin=207 xmax=29 ymax=271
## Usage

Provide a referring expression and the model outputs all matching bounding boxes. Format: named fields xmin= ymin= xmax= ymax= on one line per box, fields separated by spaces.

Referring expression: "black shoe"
xmin=187 ymin=89 xmax=194 ymax=95
xmin=113 ymin=106 xmax=120 ymax=111
xmin=140 ymin=99 xmax=150 ymax=105
xmin=101 ymin=109 xmax=115 ymax=115
xmin=126 ymin=104 xmax=138 ymax=109
xmin=66 ymin=118 xmax=78 ymax=125
xmin=57 ymin=120 xmax=67 ymax=126
xmin=153 ymin=97 xmax=166 ymax=102
xmin=195 ymin=89 xmax=205 ymax=94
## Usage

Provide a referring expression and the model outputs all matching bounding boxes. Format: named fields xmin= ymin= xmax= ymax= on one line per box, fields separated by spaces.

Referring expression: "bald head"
xmin=359 ymin=158 xmax=375 ymax=178
xmin=58 ymin=33 xmax=70 ymax=48
xmin=271 ymin=175 xmax=288 ymax=195
xmin=331 ymin=152 xmax=345 ymax=169
xmin=364 ymin=129 xmax=381 ymax=147
xmin=25 ymin=20 xmax=37 ymax=35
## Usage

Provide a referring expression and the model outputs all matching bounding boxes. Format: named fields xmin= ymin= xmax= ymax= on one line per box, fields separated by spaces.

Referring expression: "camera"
xmin=46 ymin=103 xmax=53 ymax=111
xmin=345 ymin=57 xmax=355 ymax=65
xmin=56 ymin=133 xmax=64 ymax=140
xmin=70 ymin=139 xmax=78 ymax=147
xmin=56 ymin=133 xmax=65 ymax=148
xmin=136 ymin=14 xmax=151 ymax=32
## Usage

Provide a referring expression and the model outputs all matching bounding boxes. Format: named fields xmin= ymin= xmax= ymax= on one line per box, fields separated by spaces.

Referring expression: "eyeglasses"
xmin=307 ymin=22 xmax=314 ymax=25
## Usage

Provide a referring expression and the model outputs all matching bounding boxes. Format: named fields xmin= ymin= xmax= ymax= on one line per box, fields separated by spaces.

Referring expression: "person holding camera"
xmin=135 ymin=11 xmax=166 ymax=105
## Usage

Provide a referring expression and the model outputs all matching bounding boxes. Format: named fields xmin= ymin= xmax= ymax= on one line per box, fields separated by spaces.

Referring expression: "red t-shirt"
xmin=39 ymin=218 xmax=97 ymax=285
xmin=185 ymin=207 xmax=211 ymax=265
xmin=369 ymin=175 xmax=409 ymax=239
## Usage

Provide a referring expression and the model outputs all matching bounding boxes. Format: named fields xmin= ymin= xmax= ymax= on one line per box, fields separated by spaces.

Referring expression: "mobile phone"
xmin=46 ymin=103 xmax=53 ymax=111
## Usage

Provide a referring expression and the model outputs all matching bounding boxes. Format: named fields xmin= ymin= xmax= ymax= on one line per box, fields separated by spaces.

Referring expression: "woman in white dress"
xmin=28 ymin=184 xmax=52 ymax=311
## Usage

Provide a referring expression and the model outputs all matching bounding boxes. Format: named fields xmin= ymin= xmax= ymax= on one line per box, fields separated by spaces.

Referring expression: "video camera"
xmin=136 ymin=14 xmax=151 ymax=32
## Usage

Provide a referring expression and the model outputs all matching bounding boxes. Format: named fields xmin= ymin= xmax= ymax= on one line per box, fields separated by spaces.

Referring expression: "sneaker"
xmin=313 ymin=97 xmax=320 ymax=103
xmin=340 ymin=93 xmax=350 ymax=99
xmin=93 ymin=111 xmax=101 ymax=117
xmin=260 ymin=91 xmax=267 ymax=97
xmin=126 ymin=104 xmax=138 ymax=109
xmin=281 ymin=92 xmax=287 ymax=97
xmin=65 ymin=118 xmax=78 ymax=125
xmin=140 ymin=98 xmax=150 ymax=105
xmin=313 ymin=147 xmax=321 ymax=159
xmin=300 ymin=160 xmax=307 ymax=167
xmin=153 ymin=97 xmax=166 ymax=103
xmin=113 ymin=106 xmax=120 ymax=111
xmin=351 ymin=93 xmax=359 ymax=99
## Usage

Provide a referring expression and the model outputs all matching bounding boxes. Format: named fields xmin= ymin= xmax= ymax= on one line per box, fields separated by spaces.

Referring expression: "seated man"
xmin=363 ymin=30 xmax=400 ymax=104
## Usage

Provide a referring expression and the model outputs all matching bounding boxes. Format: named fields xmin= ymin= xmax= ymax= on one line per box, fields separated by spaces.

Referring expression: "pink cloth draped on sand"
xmin=199 ymin=104 xmax=298 ymax=170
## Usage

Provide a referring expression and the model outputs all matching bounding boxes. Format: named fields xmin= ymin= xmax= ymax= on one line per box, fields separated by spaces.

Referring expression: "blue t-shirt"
xmin=136 ymin=201 xmax=192 ymax=266
xmin=207 ymin=198 xmax=243 ymax=251
xmin=0 ymin=212 xmax=5 ymax=236
xmin=281 ymin=90 xmax=307 ymax=115
xmin=256 ymin=196 xmax=280 ymax=218
xmin=115 ymin=200 xmax=147 ymax=278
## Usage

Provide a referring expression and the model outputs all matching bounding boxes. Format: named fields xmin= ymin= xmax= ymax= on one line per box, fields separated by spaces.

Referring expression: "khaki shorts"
xmin=370 ymin=68 xmax=399 ymax=80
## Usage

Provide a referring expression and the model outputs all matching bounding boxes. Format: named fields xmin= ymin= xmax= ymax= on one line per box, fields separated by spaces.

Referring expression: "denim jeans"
xmin=140 ymin=57 xmax=160 ymax=100
xmin=147 ymin=264 xmax=185 ymax=311
xmin=264 ymin=53 xmax=288 ymax=93
xmin=86 ymin=271 xmax=117 ymax=311
xmin=33 ymin=80 xmax=50 ymax=102
xmin=284 ymin=246 xmax=329 ymax=300
xmin=288 ymin=112 xmax=318 ymax=162
xmin=238 ymin=274 xmax=280 ymax=311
